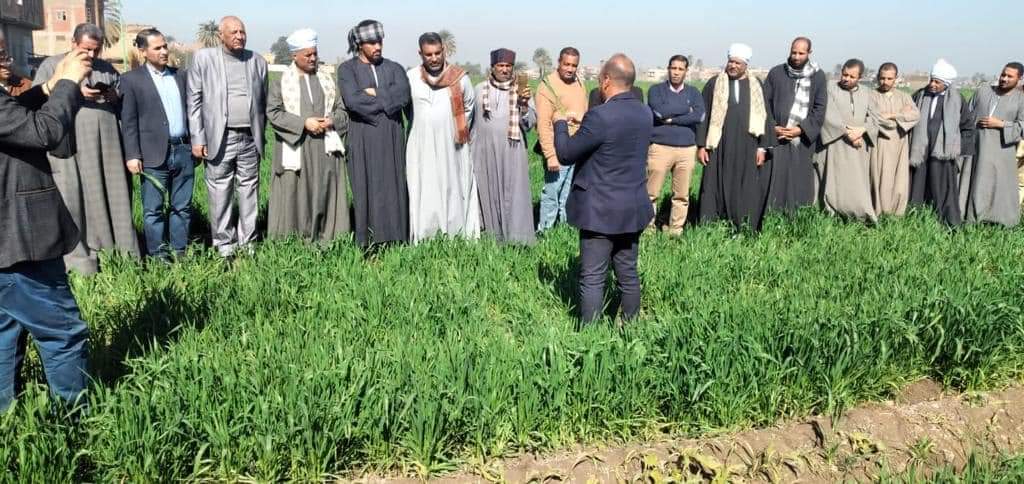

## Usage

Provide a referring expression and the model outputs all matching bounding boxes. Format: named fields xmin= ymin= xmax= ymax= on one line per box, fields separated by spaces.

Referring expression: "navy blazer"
xmin=120 ymin=64 xmax=188 ymax=168
xmin=554 ymin=90 xmax=654 ymax=234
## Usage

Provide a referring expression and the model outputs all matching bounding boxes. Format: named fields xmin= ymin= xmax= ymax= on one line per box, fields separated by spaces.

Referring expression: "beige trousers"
xmin=646 ymin=144 xmax=697 ymax=235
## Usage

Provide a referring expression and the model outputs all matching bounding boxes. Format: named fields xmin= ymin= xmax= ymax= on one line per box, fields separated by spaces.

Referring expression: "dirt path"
xmin=359 ymin=380 xmax=1024 ymax=483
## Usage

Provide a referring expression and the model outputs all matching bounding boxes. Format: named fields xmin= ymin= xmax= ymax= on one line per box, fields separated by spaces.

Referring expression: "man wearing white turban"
xmin=696 ymin=43 xmax=775 ymax=232
xmin=908 ymin=59 xmax=969 ymax=225
xmin=266 ymin=28 xmax=351 ymax=241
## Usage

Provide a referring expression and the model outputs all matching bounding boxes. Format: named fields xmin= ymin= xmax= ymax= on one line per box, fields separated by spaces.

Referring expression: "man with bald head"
xmin=553 ymin=54 xmax=654 ymax=325
xmin=188 ymin=16 xmax=268 ymax=258
xmin=763 ymin=37 xmax=827 ymax=213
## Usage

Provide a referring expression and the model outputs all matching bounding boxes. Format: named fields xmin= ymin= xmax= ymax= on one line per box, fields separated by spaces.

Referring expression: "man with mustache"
xmin=187 ymin=16 xmax=268 ymax=258
xmin=908 ymin=59 xmax=969 ymax=226
xmin=696 ymin=43 xmax=775 ymax=232
xmin=471 ymin=48 xmax=537 ymax=245
xmin=119 ymin=29 xmax=192 ymax=259
xmin=815 ymin=58 xmax=879 ymax=223
xmin=536 ymin=47 xmax=587 ymax=233
xmin=869 ymin=62 xmax=920 ymax=216
xmin=963 ymin=62 xmax=1024 ymax=227
xmin=763 ymin=37 xmax=827 ymax=213
xmin=337 ymin=20 xmax=412 ymax=248
xmin=405 ymin=32 xmax=479 ymax=243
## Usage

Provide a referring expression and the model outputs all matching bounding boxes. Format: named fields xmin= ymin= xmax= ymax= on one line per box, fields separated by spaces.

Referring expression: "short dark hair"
xmin=134 ymin=28 xmax=164 ymax=49
xmin=1005 ymin=62 xmax=1024 ymax=77
xmin=558 ymin=47 xmax=580 ymax=62
xmin=668 ymin=54 xmax=689 ymax=68
xmin=792 ymin=36 xmax=812 ymax=51
xmin=72 ymin=23 xmax=103 ymax=44
xmin=843 ymin=58 xmax=865 ymax=77
xmin=878 ymin=62 xmax=899 ymax=76
xmin=418 ymin=32 xmax=442 ymax=49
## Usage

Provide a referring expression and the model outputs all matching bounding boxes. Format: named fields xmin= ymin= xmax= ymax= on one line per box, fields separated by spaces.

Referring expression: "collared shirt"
xmin=146 ymin=63 xmax=186 ymax=137
xmin=669 ymin=81 xmax=685 ymax=94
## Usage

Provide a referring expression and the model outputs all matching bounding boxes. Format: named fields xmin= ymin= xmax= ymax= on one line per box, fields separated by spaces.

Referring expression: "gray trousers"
xmin=205 ymin=129 xmax=260 ymax=256
xmin=578 ymin=230 xmax=642 ymax=324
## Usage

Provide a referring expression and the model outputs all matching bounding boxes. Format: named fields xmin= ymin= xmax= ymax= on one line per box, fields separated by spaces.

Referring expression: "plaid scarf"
xmin=784 ymin=61 xmax=819 ymax=142
xmin=421 ymin=64 xmax=470 ymax=145
xmin=482 ymin=72 xmax=521 ymax=142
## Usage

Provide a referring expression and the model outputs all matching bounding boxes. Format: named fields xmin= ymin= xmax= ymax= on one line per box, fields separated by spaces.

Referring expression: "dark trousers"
xmin=0 ymin=258 xmax=89 ymax=411
xmin=142 ymin=143 xmax=195 ymax=257
xmin=578 ymin=230 xmax=642 ymax=324
xmin=925 ymin=158 xmax=962 ymax=226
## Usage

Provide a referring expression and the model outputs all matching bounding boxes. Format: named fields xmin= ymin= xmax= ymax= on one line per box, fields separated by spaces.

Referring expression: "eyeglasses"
xmin=0 ymin=52 xmax=12 ymax=66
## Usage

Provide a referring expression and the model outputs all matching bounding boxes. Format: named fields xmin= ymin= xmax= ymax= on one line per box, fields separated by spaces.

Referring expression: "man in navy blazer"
xmin=120 ymin=29 xmax=193 ymax=259
xmin=553 ymin=53 xmax=654 ymax=324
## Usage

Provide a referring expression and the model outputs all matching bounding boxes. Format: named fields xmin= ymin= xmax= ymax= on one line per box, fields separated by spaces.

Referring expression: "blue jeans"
xmin=142 ymin=143 xmax=195 ymax=257
xmin=537 ymin=164 xmax=574 ymax=232
xmin=0 ymin=258 xmax=89 ymax=412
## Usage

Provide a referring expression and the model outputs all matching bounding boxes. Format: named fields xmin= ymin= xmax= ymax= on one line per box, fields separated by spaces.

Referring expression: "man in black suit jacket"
xmin=554 ymin=54 xmax=654 ymax=324
xmin=0 ymin=38 xmax=93 ymax=412
xmin=120 ymin=29 xmax=193 ymax=259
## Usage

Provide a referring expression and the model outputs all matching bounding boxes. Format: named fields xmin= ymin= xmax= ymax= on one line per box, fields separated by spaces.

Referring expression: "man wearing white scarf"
xmin=266 ymin=28 xmax=350 ymax=242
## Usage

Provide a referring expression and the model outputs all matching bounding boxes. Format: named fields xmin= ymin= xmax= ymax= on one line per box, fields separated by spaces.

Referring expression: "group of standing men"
xmin=686 ymin=38 xmax=1024 ymax=232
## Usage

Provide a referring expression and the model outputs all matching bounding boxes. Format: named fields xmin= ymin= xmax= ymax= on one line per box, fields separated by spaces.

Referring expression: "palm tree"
xmin=438 ymin=29 xmax=456 ymax=58
xmin=102 ymin=0 xmax=123 ymax=48
xmin=196 ymin=20 xmax=221 ymax=48
xmin=533 ymin=48 xmax=552 ymax=77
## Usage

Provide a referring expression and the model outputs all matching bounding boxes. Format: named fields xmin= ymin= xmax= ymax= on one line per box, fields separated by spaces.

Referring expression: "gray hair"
xmin=72 ymin=23 xmax=103 ymax=43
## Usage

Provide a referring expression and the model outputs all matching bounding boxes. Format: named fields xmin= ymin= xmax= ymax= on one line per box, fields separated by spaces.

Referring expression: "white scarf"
xmin=280 ymin=63 xmax=345 ymax=171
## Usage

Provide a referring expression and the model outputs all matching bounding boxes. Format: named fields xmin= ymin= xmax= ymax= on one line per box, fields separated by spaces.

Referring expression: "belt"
xmin=168 ymin=135 xmax=190 ymax=146
xmin=227 ymin=127 xmax=252 ymax=134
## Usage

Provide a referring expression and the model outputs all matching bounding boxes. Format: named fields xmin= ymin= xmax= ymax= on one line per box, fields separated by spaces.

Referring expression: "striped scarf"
xmin=784 ymin=61 xmax=818 ymax=143
xmin=482 ymin=72 xmax=521 ymax=142
xmin=421 ymin=64 xmax=470 ymax=145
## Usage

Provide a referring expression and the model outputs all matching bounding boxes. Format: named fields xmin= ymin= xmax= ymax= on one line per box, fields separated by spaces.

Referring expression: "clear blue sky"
xmin=125 ymin=0 xmax=1018 ymax=76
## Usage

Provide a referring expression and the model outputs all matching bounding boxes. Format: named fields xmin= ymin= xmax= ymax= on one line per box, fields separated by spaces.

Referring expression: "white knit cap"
xmin=286 ymin=28 xmax=318 ymax=53
xmin=930 ymin=59 xmax=957 ymax=85
xmin=728 ymin=43 xmax=753 ymax=64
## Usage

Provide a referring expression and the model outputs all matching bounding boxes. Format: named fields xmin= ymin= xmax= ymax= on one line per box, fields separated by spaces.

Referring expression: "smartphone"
xmin=89 ymin=81 xmax=111 ymax=92
xmin=516 ymin=72 xmax=530 ymax=97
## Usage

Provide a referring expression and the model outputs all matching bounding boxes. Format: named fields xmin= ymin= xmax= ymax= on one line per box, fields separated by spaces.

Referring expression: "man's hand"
xmin=304 ymin=117 xmax=324 ymax=135
xmin=546 ymin=158 xmax=560 ymax=172
xmin=565 ymin=111 xmax=581 ymax=126
xmin=126 ymin=159 xmax=143 ymax=175
xmin=774 ymin=126 xmax=788 ymax=137
xmin=698 ymin=147 xmax=709 ymax=166
xmin=101 ymin=87 xmax=119 ymax=104
xmin=845 ymin=126 xmax=866 ymax=143
xmin=80 ymin=84 xmax=102 ymax=101
xmin=979 ymin=116 xmax=1005 ymax=129
xmin=755 ymin=149 xmax=766 ymax=167
xmin=364 ymin=87 xmax=377 ymax=97
xmin=319 ymin=117 xmax=333 ymax=130
xmin=47 ymin=49 xmax=93 ymax=92
xmin=192 ymin=144 xmax=208 ymax=160
xmin=518 ymin=89 xmax=531 ymax=104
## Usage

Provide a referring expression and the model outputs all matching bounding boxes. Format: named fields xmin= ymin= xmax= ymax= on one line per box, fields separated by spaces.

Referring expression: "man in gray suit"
xmin=187 ymin=16 xmax=267 ymax=258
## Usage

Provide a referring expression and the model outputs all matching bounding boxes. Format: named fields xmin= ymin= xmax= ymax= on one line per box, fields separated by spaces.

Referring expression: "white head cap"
xmin=930 ymin=59 xmax=957 ymax=85
xmin=286 ymin=28 xmax=318 ymax=53
xmin=728 ymin=43 xmax=753 ymax=64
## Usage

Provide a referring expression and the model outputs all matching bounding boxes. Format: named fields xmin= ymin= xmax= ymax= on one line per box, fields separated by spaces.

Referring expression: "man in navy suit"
xmin=554 ymin=54 xmax=654 ymax=324
xmin=120 ymin=29 xmax=192 ymax=259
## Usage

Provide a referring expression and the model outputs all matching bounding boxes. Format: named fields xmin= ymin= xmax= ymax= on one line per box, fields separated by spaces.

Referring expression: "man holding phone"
xmin=33 ymin=23 xmax=140 ymax=275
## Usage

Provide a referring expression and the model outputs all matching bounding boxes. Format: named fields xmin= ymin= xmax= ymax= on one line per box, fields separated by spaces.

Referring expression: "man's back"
xmin=558 ymin=90 xmax=654 ymax=234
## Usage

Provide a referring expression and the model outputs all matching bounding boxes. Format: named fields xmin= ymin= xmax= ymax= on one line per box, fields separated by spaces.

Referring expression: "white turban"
xmin=287 ymin=28 xmax=318 ymax=53
xmin=930 ymin=59 xmax=957 ymax=85
xmin=728 ymin=43 xmax=753 ymax=64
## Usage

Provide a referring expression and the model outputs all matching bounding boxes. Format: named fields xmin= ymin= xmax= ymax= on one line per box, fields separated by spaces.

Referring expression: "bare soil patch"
xmin=360 ymin=380 xmax=1024 ymax=483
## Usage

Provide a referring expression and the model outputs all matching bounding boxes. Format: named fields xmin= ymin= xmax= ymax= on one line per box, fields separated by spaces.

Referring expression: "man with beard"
xmin=815 ymin=59 xmax=879 ymax=223
xmin=471 ymin=48 xmax=537 ymax=245
xmin=265 ymin=29 xmax=350 ymax=242
xmin=188 ymin=16 xmax=268 ymax=258
xmin=536 ymin=47 xmax=588 ymax=233
xmin=963 ymin=62 xmax=1024 ymax=227
xmin=763 ymin=37 xmax=827 ymax=213
xmin=337 ymin=20 xmax=412 ymax=247
xmin=869 ymin=62 xmax=920 ymax=216
xmin=645 ymin=54 xmax=705 ymax=235
xmin=696 ymin=43 xmax=775 ymax=232
xmin=908 ymin=59 xmax=969 ymax=226
xmin=405 ymin=32 xmax=478 ymax=243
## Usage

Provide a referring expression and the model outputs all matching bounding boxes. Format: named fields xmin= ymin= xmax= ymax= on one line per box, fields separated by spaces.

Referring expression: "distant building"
xmin=0 ymin=0 xmax=45 ymax=73
xmin=642 ymin=67 xmax=667 ymax=83
xmin=32 ymin=0 xmax=105 ymax=57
